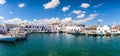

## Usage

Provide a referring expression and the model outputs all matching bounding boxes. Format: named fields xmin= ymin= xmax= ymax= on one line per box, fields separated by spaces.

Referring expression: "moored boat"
xmin=71 ymin=31 xmax=85 ymax=35
xmin=0 ymin=35 xmax=16 ymax=42
xmin=111 ymin=32 xmax=120 ymax=36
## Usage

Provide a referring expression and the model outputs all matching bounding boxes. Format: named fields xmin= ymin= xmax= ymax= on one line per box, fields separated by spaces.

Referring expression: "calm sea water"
xmin=0 ymin=33 xmax=120 ymax=56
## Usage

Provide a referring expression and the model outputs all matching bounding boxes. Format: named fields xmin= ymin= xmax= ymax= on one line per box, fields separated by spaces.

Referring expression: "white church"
xmin=96 ymin=20 xmax=111 ymax=35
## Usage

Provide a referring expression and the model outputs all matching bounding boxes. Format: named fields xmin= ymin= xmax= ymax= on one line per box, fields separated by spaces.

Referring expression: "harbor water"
xmin=0 ymin=33 xmax=120 ymax=56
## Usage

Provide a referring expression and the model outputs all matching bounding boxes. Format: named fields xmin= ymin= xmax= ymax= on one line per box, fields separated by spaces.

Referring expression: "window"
xmin=26 ymin=26 xmax=28 ymax=28
xmin=29 ymin=26 xmax=31 ymax=28
xmin=36 ymin=26 xmax=38 ymax=28
xmin=99 ymin=29 xmax=100 ymax=31
xmin=2 ymin=27 xmax=4 ymax=29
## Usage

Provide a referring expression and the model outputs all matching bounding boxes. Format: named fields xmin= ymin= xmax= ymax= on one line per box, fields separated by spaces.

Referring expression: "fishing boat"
xmin=87 ymin=33 xmax=98 ymax=36
xmin=0 ymin=35 xmax=16 ymax=42
xmin=111 ymin=31 xmax=120 ymax=36
xmin=105 ymin=33 xmax=111 ymax=36
xmin=71 ymin=31 xmax=86 ymax=35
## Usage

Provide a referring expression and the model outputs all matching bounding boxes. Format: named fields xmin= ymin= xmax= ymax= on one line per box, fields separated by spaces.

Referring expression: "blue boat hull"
xmin=0 ymin=38 xmax=16 ymax=42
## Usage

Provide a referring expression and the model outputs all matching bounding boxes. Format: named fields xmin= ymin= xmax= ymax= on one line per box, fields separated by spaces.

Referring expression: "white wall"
xmin=96 ymin=25 xmax=111 ymax=34
xmin=65 ymin=26 xmax=82 ymax=32
xmin=0 ymin=25 xmax=7 ymax=34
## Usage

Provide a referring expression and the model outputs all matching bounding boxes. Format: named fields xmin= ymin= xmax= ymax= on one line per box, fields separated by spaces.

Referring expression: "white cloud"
xmin=1 ymin=17 xmax=61 ymax=24
xmin=42 ymin=18 xmax=60 ymax=24
xmin=43 ymin=0 xmax=60 ymax=9
xmin=61 ymin=14 xmax=97 ymax=24
xmin=71 ymin=10 xmax=82 ymax=15
xmin=33 ymin=19 xmax=37 ymax=22
xmin=23 ymin=20 xmax=29 ymax=23
xmin=76 ymin=14 xmax=98 ymax=23
xmin=84 ymin=14 xmax=98 ymax=22
xmin=68 ymin=14 xmax=72 ymax=16
xmin=2 ymin=18 xmax=28 ymax=24
xmin=0 ymin=16 xmax=5 ymax=20
xmin=76 ymin=14 xmax=85 ymax=19
xmin=61 ymin=17 xmax=73 ymax=24
xmin=32 ymin=14 xmax=97 ymax=24
xmin=33 ymin=17 xmax=60 ymax=24
xmin=94 ymin=4 xmax=102 ymax=8
xmin=0 ymin=0 xmax=6 ymax=5
xmin=82 ymin=11 xmax=86 ymax=14
xmin=1 ymin=14 xmax=98 ymax=24
xmin=9 ymin=11 xmax=14 ymax=14
xmin=62 ymin=5 xmax=70 ymax=12
xmin=81 ymin=3 xmax=90 ymax=8
xmin=32 ymin=17 xmax=73 ymax=24
xmin=18 ymin=3 xmax=25 ymax=8
xmin=98 ymin=19 xmax=103 ymax=22
xmin=33 ymin=17 xmax=73 ymax=24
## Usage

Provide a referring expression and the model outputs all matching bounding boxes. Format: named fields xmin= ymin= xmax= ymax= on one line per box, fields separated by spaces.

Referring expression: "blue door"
xmin=100 ymin=31 xmax=102 ymax=36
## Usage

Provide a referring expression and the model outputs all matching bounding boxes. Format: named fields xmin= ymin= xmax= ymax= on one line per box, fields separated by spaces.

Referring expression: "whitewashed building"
xmin=47 ymin=24 xmax=60 ymax=32
xmin=102 ymin=25 xmax=111 ymax=33
xmin=6 ymin=24 xmax=19 ymax=31
xmin=96 ymin=25 xmax=111 ymax=34
xmin=20 ymin=23 xmax=48 ymax=32
xmin=111 ymin=25 xmax=119 ymax=32
xmin=111 ymin=25 xmax=120 ymax=35
xmin=65 ymin=25 xmax=85 ymax=33
xmin=0 ymin=24 xmax=7 ymax=34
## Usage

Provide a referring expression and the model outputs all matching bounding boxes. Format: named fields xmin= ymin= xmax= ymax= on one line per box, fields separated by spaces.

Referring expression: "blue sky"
xmin=0 ymin=0 xmax=120 ymax=25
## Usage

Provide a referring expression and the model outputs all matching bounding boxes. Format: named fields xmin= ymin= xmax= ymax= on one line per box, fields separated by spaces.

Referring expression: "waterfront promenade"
xmin=0 ymin=23 xmax=120 ymax=42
